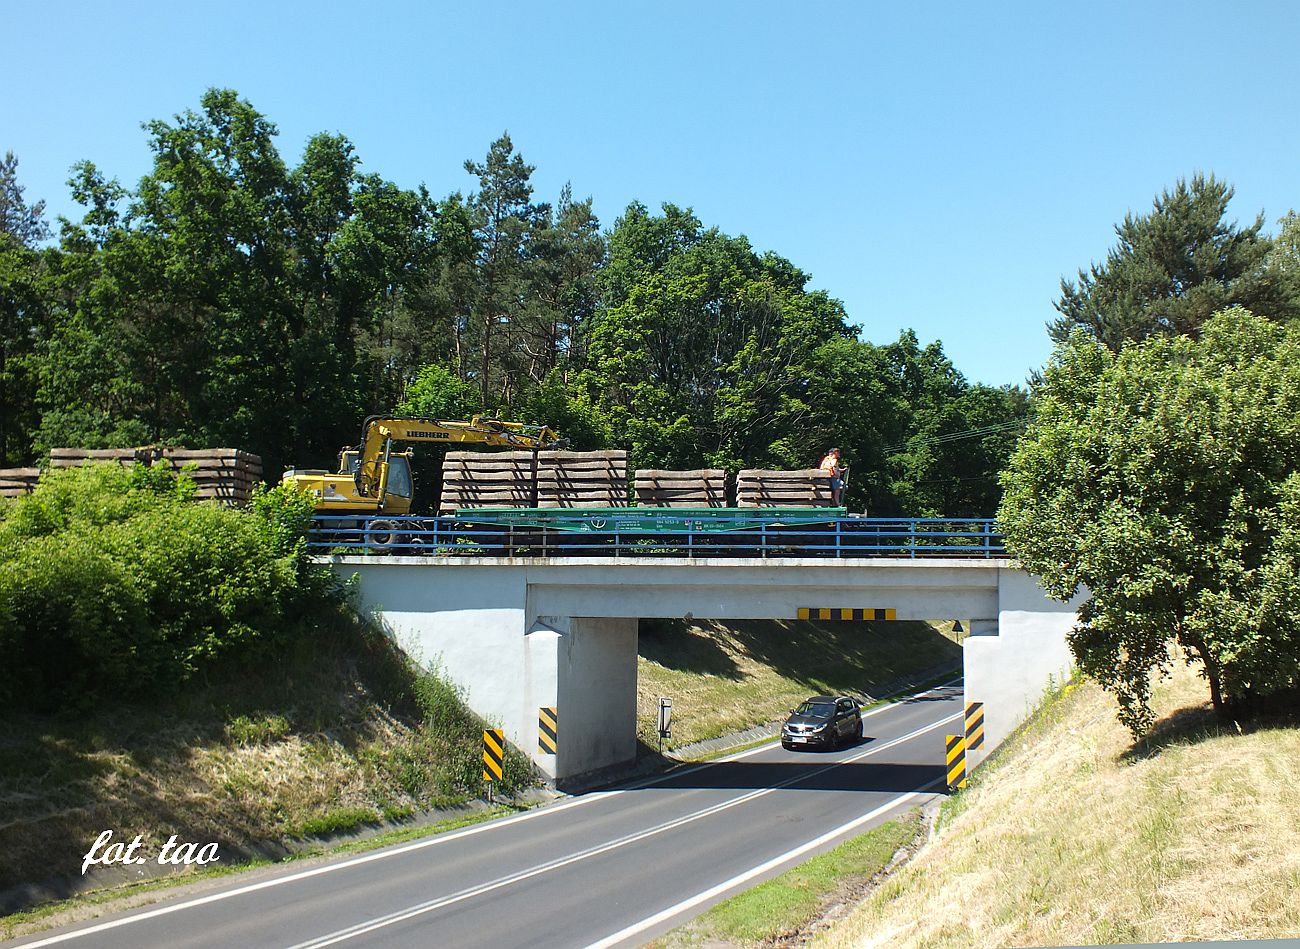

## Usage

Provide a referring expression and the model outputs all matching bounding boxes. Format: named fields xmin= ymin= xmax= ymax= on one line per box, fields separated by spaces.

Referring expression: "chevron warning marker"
xmin=796 ymin=607 xmax=897 ymax=621
xmin=482 ymin=728 xmax=504 ymax=782
xmin=946 ymin=734 xmax=967 ymax=790
xmin=965 ymin=701 xmax=985 ymax=751
xmin=538 ymin=707 xmax=558 ymax=755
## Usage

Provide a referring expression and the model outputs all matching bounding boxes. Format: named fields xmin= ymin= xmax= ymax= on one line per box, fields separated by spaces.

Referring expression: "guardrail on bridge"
xmin=309 ymin=515 xmax=1006 ymax=559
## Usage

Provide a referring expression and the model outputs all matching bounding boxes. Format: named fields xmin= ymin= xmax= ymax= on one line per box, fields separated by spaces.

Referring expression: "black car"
xmin=781 ymin=695 xmax=863 ymax=750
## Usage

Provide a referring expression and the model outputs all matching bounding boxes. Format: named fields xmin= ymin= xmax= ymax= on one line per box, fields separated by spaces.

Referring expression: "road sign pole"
xmin=657 ymin=697 xmax=672 ymax=754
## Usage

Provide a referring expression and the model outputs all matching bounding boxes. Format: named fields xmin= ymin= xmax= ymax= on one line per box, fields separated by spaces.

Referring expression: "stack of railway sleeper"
xmin=0 ymin=468 xmax=40 ymax=498
xmin=633 ymin=469 xmax=727 ymax=507
xmin=439 ymin=450 xmax=538 ymax=513
xmin=537 ymin=450 xmax=628 ymax=508
xmin=48 ymin=447 xmax=263 ymax=505
xmin=735 ymin=468 xmax=834 ymax=507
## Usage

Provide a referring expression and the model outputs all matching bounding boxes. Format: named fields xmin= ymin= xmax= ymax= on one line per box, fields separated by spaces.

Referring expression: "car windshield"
xmin=794 ymin=701 xmax=835 ymax=717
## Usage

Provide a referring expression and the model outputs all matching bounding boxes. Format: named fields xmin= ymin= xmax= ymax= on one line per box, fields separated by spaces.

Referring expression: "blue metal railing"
xmin=308 ymin=515 xmax=1006 ymax=560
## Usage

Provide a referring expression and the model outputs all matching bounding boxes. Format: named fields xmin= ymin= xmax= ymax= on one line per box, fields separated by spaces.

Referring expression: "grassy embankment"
xmin=636 ymin=617 xmax=962 ymax=751
xmin=0 ymin=605 xmax=534 ymax=911
xmin=655 ymin=659 xmax=1300 ymax=948
xmin=0 ymin=463 xmax=535 ymax=916
xmin=816 ymin=660 xmax=1300 ymax=947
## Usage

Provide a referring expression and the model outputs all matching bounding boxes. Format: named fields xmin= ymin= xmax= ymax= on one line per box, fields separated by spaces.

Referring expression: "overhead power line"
xmin=883 ymin=418 xmax=1027 ymax=454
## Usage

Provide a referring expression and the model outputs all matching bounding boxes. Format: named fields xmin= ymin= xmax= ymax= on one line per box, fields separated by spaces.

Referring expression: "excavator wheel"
xmin=365 ymin=519 xmax=403 ymax=554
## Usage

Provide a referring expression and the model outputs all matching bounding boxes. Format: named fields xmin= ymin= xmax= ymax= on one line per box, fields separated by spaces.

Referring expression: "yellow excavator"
xmin=283 ymin=415 xmax=565 ymax=516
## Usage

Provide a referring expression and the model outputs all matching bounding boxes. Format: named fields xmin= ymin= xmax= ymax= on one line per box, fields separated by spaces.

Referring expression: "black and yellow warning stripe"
xmin=483 ymin=728 xmax=504 ymax=782
xmin=796 ymin=607 xmax=897 ymax=621
xmin=964 ymin=701 xmax=985 ymax=751
xmin=945 ymin=734 xmax=967 ymax=790
xmin=538 ymin=707 xmax=558 ymax=755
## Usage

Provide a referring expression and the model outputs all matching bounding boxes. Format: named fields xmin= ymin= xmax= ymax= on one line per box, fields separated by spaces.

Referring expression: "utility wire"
xmin=883 ymin=417 xmax=1026 ymax=454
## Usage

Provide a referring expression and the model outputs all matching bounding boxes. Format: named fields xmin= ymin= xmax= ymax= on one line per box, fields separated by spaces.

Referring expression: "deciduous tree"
xmin=1000 ymin=309 xmax=1300 ymax=735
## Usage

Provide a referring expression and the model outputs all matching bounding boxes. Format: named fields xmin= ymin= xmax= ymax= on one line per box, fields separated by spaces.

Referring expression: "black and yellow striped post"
xmin=945 ymin=734 xmax=967 ymax=790
xmin=796 ymin=607 xmax=897 ymax=621
xmin=538 ymin=707 xmax=558 ymax=755
xmin=964 ymin=701 xmax=985 ymax=752
xmin=482 ymin=728 xmax=504 ymax=794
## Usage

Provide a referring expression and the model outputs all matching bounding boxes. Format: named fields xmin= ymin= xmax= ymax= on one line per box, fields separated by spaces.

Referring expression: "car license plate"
xmin=791 ymin=736 xmax=807 ymax=743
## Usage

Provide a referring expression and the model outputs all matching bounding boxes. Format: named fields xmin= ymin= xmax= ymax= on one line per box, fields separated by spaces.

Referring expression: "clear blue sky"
xmin=6 ymin=1 xmax=1298 ymax=386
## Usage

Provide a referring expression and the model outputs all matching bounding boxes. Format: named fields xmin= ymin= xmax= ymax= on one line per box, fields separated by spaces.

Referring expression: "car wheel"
xmin=857 ymin=720 xmax=864 ymax=741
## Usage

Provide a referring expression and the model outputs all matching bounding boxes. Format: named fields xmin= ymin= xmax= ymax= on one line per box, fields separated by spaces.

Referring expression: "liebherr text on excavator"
xmin=282 ymin=415 xmax=564 ymax=516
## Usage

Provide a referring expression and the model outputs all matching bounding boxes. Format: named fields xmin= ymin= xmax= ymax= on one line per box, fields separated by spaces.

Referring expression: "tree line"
xmin=1 ymin=89 xmax=1024 ymax=517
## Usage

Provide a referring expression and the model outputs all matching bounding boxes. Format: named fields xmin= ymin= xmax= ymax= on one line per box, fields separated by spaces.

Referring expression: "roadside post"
xmin=657 ymin=698 xmax=672 ymax=753
xmin=538 ymin=707 xmax=558 ymax=756
xmin=483 ymin=728 xmax=504 ymax=803
xmin=945 ymin=734 xmax=967 ymax=790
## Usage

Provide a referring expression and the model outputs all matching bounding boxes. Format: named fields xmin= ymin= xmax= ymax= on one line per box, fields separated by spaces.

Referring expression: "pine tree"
xmin=1049 ymin=175 xmax=1295 ymax=349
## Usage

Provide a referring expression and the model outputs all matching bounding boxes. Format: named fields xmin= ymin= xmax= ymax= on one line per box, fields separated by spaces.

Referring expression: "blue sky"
xmin=6 ymin=1 xmax=1298 ymax=385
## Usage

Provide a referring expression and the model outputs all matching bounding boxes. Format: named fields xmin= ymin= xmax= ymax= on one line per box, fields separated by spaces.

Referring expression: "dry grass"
xmin=817 ymin=663 xmax=1300 ymax=947
xmin=0 ymin=628 xmax=529 ymax=902
xmin=637 ymin=618 xmax=961 ymax=749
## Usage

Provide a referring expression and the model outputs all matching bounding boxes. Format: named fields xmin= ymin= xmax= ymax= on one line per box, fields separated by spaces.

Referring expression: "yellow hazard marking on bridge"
xmin=482 ymin=728 xmax=504 ymax=782
xmin=945 ymin=734 xmax=967 ymax=790
xmin=797 ymin=607 xmax=897 ymax=621
xmin=964 ymin=701 xmax=985 ymax=751
xmin=538 ymin=707 xmax=558 ymax=755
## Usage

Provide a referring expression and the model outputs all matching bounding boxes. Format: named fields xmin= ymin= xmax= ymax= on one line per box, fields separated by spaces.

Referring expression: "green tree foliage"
xmin=0 ymin=464 xmax=332 ymax=711
xmin=38 ymin=90 xmax=438 ymax=473
xmin=582 ymin=202 xmax=853 ymax=471
xmin=999 ymin=309 xmax=1300 ymax=735
xmin=1049 ymin=175 xmax=1294 ymax=350
xmin=0 ymin=152 xmax=52 ymax=465
xmin=0 ymin=151 xmax=49 ymax=245
xmin=463 ymin=133 xmax=547 ymax=407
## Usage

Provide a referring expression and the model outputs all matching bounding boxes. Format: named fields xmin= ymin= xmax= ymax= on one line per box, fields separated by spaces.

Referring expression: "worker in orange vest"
xmin=819 ymin=447 xmax=844 ymax=506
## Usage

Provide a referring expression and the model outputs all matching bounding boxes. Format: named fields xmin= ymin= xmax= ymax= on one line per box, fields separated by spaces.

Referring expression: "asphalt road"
xmin=10 ymin=682 xmax=963 ymax=949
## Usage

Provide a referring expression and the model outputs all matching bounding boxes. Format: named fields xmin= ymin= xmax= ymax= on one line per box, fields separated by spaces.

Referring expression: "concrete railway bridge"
xmin=326 ymin=548 xmax=1084 ymax=785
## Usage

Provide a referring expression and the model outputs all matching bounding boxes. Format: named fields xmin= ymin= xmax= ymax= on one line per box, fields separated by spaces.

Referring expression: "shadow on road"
xmin=626 ymin=757 xmax=947 ymax=794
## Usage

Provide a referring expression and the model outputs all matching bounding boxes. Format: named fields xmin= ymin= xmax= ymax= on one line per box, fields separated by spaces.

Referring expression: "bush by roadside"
xmin=0 ymin=463 xmax=326 ymax=710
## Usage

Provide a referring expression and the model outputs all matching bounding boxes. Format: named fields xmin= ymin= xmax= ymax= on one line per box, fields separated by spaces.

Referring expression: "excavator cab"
xmin=341 ymin=450 xmax=413 ymax=503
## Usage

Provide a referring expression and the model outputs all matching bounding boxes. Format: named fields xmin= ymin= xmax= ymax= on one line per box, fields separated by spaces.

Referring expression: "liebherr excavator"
xmin=282 ymin=415 xmax=565 ymax=516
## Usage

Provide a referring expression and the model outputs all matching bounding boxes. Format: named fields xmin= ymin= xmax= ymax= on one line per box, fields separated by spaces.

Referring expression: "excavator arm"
xmin=354 ymin=415 xmax=564 ymax=498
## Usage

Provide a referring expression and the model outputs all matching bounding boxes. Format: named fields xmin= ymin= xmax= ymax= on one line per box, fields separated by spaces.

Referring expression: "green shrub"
xmin=0 ymin=463 xmax=338 ymax=711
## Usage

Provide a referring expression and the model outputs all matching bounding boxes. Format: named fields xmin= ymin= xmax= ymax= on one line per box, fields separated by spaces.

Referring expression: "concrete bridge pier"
xmin=527 ymin=616 xmax=639 ymax=782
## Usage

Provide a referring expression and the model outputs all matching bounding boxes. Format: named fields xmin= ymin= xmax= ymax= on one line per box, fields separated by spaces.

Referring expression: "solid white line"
xmin=282 ymin=712 xmax=961 ymax=948
xmin=583 ymin=781 xmax=946 ymax=949
xmin=17 ymin=680 xmax=961 ymax=948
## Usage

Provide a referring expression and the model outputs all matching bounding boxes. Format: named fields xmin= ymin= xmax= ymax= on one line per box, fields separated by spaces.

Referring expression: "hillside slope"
xmin=0 ymin=615 xmax=533 ymax=910
xmin=819 ymin=662 xmax=1300 ymax=947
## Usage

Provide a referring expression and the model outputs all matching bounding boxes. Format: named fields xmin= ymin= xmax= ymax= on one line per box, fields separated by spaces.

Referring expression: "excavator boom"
xmin=354 ymin=415 xmax=563 ymax=497
xmin=281 ymin=414 xmax=564 ymax=516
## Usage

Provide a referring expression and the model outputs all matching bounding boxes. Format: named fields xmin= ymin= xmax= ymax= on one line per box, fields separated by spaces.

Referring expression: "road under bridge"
xmin=328 ymin=553 xmax=1083 ymax=784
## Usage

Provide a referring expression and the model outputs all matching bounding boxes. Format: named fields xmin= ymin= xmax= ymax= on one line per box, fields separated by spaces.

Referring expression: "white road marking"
xmin=583 ymin=781 xmax=945 ymax=949
xmin=16 ymin=680 xmax=961 ymax=948
xmin=285 ymin=712 xmax=961 ymax=948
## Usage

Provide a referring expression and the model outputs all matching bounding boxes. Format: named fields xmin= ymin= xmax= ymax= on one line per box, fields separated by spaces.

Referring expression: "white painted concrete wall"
xmin=964 ymin=568 xmax=1085 ymax=763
